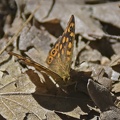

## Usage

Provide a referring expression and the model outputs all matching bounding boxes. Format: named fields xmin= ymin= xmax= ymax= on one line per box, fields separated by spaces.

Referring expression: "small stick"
xmin=89 ymin=33 xmax=120 ymax=40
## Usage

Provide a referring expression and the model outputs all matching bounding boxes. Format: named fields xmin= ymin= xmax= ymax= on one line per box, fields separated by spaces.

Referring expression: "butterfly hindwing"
xmin=9 ymin=52 xmax=63 ymax=83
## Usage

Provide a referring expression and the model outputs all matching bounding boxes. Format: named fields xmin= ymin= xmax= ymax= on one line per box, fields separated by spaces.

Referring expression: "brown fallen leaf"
xmin=26 ymin=0 xmax=104 ymax=40
xmin=87 ymin=79 xmax=120 ymax=120
xmin=91 ymin=2 xmax=120 ymax=28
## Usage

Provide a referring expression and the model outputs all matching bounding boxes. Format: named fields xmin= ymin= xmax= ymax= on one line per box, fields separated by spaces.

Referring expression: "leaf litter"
xmin=0 ymin=0 xmax=120 ymax=120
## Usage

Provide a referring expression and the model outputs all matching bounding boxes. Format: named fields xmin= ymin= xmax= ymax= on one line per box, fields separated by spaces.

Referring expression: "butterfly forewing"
xmin=46 ymin=15 xmax=75 ymax=80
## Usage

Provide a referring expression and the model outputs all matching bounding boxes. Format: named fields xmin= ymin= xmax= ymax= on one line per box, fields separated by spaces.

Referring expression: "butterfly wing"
xmin=9 ymin=52 xmax=63 ymax=84
xmin=46 ymin=15 xmax=75 ymax=80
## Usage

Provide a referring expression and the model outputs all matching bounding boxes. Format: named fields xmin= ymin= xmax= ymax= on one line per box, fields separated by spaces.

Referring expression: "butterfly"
xmin=9 ymin=15 xmax=75 ymax=85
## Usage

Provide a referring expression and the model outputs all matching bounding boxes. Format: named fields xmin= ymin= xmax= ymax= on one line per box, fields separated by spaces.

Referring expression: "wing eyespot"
xmin=47 ymin=56 xmax=53 ymax=64
xmin=51 ymin=48 xmax=57 ymax=56
xmin=52 ymin=49 xmax=55 ymax=55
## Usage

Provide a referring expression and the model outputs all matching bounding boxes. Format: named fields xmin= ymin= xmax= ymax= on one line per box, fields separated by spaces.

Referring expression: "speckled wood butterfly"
xmin=9 ymin=15 xmax=75 ymax=85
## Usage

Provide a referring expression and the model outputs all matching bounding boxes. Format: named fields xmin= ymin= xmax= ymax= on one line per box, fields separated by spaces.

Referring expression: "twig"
xmin=89 ymin=33 xmax=120 ymax=40
xmin=0 ymin=5 xmax=40 ymax=55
